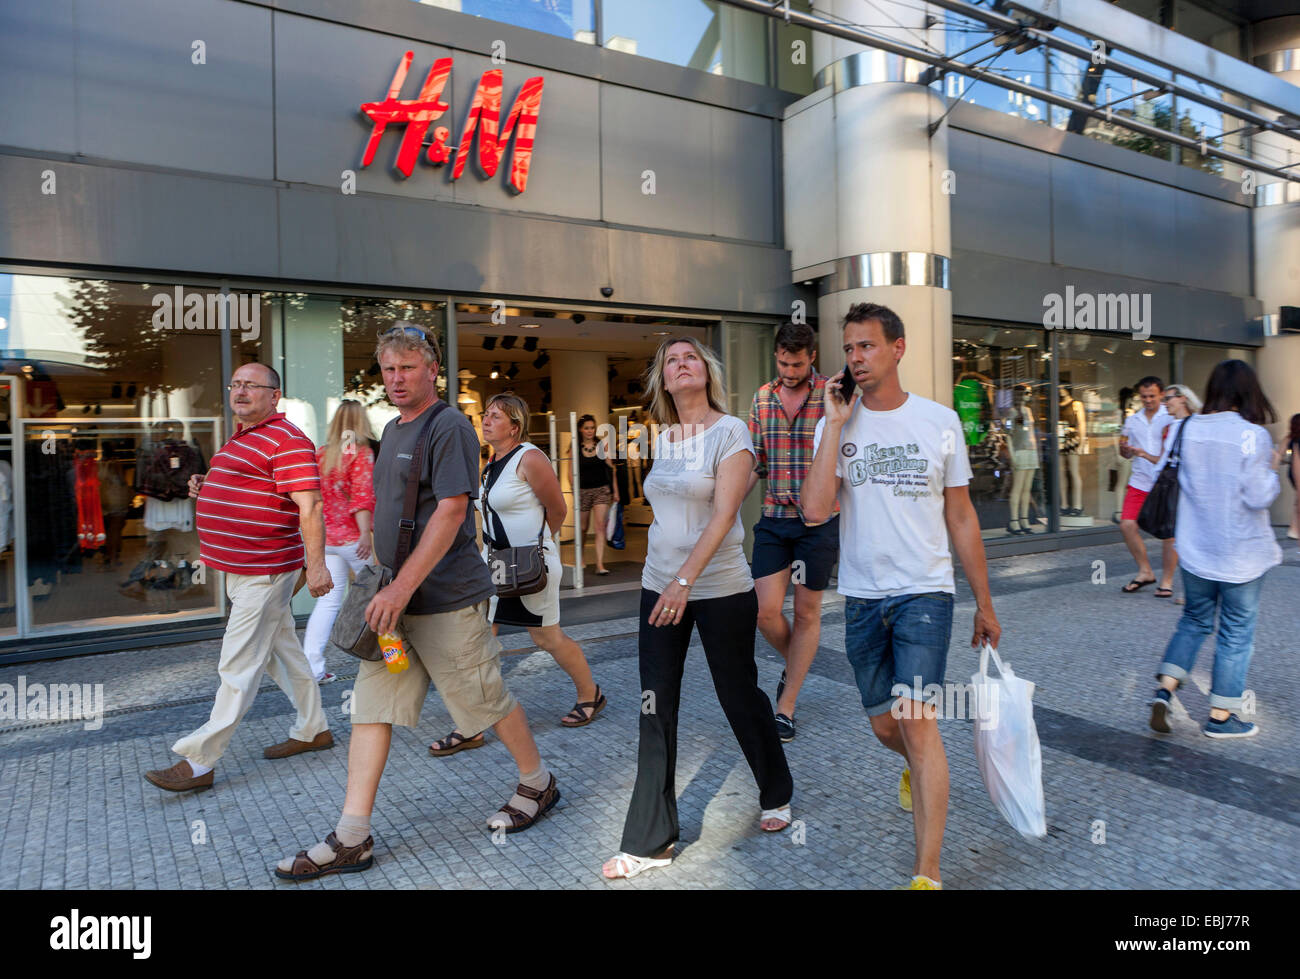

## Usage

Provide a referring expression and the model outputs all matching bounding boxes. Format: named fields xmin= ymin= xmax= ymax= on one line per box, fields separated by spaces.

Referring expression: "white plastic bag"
xmin=971 ymin=642 xmax=1046 ymax=840
xmin=605 ymin=501 xmax=619 ymax=541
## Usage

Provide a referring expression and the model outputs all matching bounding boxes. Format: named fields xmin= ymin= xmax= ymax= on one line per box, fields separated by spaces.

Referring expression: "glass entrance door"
xmin=0 ymin=376 xmax=18 ymax=636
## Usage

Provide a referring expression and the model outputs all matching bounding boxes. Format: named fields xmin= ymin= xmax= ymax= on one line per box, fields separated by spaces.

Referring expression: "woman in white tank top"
xmin=428 ymin=394 xmax=605 ymax=757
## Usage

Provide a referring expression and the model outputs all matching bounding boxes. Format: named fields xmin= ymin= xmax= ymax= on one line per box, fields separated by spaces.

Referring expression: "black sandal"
xmin=1154 ymin=587 xmax=1173 ymax=598
xmin=488 ymin=774 xmax=560 ymax=834
xmin=1122 ymin=578 xmax=1155 ymax=593
xmin=428 ymin=731 xmax=485 ymax=757
xmin=561 ymin=685 xmax=606 ymax=727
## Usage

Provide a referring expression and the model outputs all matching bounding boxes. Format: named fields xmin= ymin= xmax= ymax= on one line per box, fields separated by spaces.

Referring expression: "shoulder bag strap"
xmin=1167 ymin=416 xmax=1189 ymax=470
xmin=481 ymin=444 xmax=525 ymax=549
xmin=394 ymin=400 xmax=450 ymax=572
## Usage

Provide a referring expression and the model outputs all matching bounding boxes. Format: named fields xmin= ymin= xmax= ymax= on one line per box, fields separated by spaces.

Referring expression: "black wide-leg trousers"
xmin=619 ymin=587 xmax=794 ymax=857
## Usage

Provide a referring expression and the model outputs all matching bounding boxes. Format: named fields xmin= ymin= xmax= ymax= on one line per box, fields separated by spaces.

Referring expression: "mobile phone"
xmin=834 ymin=369 xmax=856 ymax=403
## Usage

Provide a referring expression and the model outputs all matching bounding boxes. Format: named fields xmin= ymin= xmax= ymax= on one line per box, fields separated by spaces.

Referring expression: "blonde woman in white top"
xmin=429 ymin=394 xmax=603 ymax=757
xmin=601 ymin=337 xmax=793 ymax=880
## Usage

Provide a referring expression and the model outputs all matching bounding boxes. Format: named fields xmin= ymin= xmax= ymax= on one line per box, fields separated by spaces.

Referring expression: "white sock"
xmin=186 ymin=759 xmax=213 ymax=777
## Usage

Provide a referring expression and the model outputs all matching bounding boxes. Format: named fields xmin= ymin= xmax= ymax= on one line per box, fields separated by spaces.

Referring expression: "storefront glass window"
xmin=601 ymin=0 xmax=770 ymax=85
xmin=944 ymin=14 xmax=1048 ymax=125
xmin=952 ymin=323 xmax=1052 ymax=540
xmin=0 ymin=273 xmax=225 ymax=636
xmin=1055 ymin=334 xmax=1174 ymax=530
xmin=415 ymin=0 xmax=597 ymax=44
xmin=1180 ymin=342 xmax=1255 ymax=403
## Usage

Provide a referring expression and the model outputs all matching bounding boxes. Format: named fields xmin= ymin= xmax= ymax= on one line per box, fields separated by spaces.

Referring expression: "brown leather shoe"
xmin=263 ymin=729 xmax=334 ymax=759
xmin=144 ymin=759 xmax=213 ymax=793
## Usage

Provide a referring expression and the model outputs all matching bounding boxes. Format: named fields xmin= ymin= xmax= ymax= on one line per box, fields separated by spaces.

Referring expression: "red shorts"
xmin=1121 ymin=486 xmax=1149 ymax=522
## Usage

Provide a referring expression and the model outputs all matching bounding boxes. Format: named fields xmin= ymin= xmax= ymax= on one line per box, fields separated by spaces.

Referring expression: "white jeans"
xmin=302 ymin=542 xmax=374 ymax=678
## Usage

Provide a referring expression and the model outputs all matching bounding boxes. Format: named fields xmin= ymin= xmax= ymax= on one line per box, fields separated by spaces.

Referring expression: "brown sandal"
xmin=561 ymin=685 xmax=607 ymax=727
xmin=274 ymin=832 xmax=374 ymax=881
xmin=488 ymin=774 xmax=561 ymax=834
xmin=429 ymin=731 xmax=485 ymax=757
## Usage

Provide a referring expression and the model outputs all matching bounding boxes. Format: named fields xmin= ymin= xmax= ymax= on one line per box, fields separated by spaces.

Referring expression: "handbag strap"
xmin=1165 ymin=416 xmax=1190 ymax=470
xmin=482 ymin=445 xmax=547 ymax=551
xmin=394 ymin=400 xmax=450 ymax=572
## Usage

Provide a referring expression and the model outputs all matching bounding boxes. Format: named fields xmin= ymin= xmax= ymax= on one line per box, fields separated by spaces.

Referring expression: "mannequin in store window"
xmin=1007 ymin=384 xmax=1039 ymax=535
xmin=1058 ymin=384 xmax=1088 ymax=516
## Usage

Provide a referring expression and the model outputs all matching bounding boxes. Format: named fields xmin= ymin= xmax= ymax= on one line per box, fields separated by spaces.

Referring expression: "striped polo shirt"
xmin=196 ymin=412 xmax=321 ymax=575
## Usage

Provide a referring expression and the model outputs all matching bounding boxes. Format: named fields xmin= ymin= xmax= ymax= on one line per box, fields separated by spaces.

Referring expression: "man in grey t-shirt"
xmin=275 ymin=325 xmax=560 ymax=882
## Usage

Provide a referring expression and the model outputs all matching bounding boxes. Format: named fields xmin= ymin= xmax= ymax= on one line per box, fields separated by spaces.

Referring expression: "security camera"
xmin=600 ymin=286 xmax=614 ymax=298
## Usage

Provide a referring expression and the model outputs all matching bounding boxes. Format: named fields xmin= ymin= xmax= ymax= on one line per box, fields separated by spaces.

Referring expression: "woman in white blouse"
xmin=1147 ymin=361 xmax=1281 ymax=740
xmin=601 ymin=337 xmax=793 ymax=879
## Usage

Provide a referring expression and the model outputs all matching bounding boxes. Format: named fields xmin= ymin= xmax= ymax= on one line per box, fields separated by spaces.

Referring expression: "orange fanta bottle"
xmin=378 ymin=633 xmax=409 ymax=673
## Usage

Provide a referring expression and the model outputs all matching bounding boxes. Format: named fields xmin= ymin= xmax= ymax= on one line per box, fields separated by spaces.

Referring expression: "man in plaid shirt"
xmin=745 ymin=322 xmax=839 ymax=743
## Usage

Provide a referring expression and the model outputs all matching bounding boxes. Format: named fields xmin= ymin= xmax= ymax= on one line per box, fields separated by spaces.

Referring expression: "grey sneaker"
xmin=774 ymin=713 xmax=795 ymax=743
xmin=1203 ymin=714 xmax=1258 ymax=739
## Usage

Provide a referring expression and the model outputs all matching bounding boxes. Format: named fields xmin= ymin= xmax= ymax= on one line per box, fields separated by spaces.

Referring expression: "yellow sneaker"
xmin=896 ymin=875 xmax=942 ymax=890
xmin=898 ymin=767 xmax=912 ymax=813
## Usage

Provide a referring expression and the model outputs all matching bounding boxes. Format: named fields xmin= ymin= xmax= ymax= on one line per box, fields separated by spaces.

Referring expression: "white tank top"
xmin=478 ymin=443 xmax=551 ymax=550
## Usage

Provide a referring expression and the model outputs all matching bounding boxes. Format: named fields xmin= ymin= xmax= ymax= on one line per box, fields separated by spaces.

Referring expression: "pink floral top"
xmin=318 ymin=445 xmax=375 ymax=546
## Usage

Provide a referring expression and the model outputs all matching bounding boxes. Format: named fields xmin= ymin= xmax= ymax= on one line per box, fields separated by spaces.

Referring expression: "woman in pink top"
xmin=303 ymin=401 xmax=376 ymax=682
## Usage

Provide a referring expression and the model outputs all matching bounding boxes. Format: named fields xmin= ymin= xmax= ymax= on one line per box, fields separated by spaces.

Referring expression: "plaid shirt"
xmin=748 ymin=372 xmax=838 ymax=519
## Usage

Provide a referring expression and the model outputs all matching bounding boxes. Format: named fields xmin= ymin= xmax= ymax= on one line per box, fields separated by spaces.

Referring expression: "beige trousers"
xmin=172 ymin=570 xmax=328 ymax=768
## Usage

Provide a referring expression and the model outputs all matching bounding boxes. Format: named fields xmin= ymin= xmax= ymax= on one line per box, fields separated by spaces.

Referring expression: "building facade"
xmin=0 ymin=0 xmax=1295 ymax=659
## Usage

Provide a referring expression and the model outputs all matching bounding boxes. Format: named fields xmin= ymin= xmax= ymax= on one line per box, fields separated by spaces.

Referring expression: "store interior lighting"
xmin=533 ymin=350 xmax=550 ymax=370
xmin=482 ymin=336 xmax=496 ymax=351
xmin=500 ymin=336 xmax=516 ymax=349
xmin=505 ymin=363 xmax=519 ymax=380
xmin=490 ymin=364 xmax=500 ymax=379
xmin=523 ymin=337 xmax=538 ymax=352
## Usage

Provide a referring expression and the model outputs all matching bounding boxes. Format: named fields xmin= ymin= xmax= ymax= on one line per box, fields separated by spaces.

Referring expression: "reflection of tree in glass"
xmin=1108 ymin=104 xmax=1223 ymax=174
xmin=57 ymin=279 xmax=224 ymax=407
xmin=270 ymin=293 xmax=446 ymax=411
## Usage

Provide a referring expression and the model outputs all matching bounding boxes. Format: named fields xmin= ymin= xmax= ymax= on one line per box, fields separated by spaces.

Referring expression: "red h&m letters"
xmin=359 ymin=51 xmax=545 ymax=193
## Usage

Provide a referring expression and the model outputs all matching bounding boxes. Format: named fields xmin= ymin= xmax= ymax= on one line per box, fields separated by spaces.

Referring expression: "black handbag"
xmin=481 ymin=446 xmax=548 ymax=598
xmin=1137 ymin=417 xmax=1188 ymax=541
xmin=327 ymin=401 xmax=448 ymax=660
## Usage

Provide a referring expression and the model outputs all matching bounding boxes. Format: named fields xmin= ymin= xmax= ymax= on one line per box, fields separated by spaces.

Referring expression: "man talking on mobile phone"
xmin=802 ymin=303 xmax=1001 ymax=890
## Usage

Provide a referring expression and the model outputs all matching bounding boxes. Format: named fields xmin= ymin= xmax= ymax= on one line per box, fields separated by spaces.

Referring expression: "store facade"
xmin=1 ymin=0 xmax=1295 ymax=658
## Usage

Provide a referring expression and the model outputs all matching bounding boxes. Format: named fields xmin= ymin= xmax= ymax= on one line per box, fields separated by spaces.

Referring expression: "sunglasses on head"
xmin=381 ymin=325 xmax=431 ymax=342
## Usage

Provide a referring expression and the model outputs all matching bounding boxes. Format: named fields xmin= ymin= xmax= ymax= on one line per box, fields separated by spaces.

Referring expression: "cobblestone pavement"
xmin=1 ymin=538 xmax=1296 ymax=889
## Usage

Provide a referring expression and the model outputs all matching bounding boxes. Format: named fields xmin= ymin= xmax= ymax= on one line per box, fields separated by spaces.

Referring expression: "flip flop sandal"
xmin=487 ymin=774 xmax=560 ymax=834
xmin=760 ymin=805 xmax=793 ymax=832
xmin=1154 ymin=587 xmax=1174 ymax=598
xmin=274 ymin=832 xmax=374 ymax=881
xmin=429 ymin=731 xmax=485 ymax=757
xmin=602 ymin=850 xmax=673 ymax=879
xmin=561 ymin=685 xmax=607 ymax=727
xmin=1122 ymin=578 xmax=1155 ymax=593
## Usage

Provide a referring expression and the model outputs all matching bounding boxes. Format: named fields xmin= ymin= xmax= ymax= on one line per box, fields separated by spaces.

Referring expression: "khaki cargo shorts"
xmin=350 ymin=600 xmax=517 ymax=733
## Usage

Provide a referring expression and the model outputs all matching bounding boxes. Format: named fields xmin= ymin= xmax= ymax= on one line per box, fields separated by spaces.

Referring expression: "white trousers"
xmin=302 ymin=543 xmax=374 ymax=679
xmin=172 ymin=570 xmax=327 ymax=768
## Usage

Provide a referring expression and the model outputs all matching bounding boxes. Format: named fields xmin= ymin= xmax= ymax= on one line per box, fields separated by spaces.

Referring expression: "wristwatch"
xmin=674 ymin=575 xmax=691 ymax=588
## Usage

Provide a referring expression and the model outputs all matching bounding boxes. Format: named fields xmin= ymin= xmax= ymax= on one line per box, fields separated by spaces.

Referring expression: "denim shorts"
xmin=843 ymin=592 xmax=954 ymax=716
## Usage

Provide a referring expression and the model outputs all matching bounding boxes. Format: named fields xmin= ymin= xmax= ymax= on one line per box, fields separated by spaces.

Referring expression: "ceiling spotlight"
xmin=533 ymin=350 xmax=550 ymax=370
xmin=500 ymin=336 xmax=517 ymax=350
xmin=523 ymin=337 xmax=538 ymax=352
xmin=1141 ymin=348 xmax=1156 ymax=357
xmin=519 ymin=322 xmax=541 ymax=329
xmin=608 ymin=366 xmax=618 ymax=381
xmin=490 ymin=363 xmax=500 ymax=379
xmin=482 ymin=336 xmax=496 ymax=351
xmin=539 ymin=378 xmax=552 ymax=393
xmin=505 ymin=363 xmax=520 ymax=380
xmin=111 ymin=382 xmax=122 ymax=399
xmin=572 ymin=313 xmax=586 ymax=325
xmin=126 ymin=382 xmax=137 ymax=398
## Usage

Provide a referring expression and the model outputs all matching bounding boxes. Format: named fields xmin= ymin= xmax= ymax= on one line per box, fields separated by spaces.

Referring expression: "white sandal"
xmin=602 ymin=850 xmax=672 ymax=879
xmin=760 ymin=805 xmax=793 ymax=832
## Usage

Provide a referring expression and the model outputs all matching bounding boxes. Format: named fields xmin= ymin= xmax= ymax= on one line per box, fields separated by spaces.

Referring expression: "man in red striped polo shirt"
xmin=145 ymin=362 xmax=335 ymax=793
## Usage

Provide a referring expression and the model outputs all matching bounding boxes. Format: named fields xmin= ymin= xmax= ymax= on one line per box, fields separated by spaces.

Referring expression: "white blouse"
xmin=1154 ymin=413 xmax=1282 ymax=584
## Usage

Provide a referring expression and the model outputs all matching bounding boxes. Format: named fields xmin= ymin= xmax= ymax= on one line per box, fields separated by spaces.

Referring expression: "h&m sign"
xmin=359 ymin=51 xmax=544 ymax=193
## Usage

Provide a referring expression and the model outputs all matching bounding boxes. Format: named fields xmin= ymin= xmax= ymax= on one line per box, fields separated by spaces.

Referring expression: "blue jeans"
xmin=844 ymin=593 xmax=954 ymax=716
xmin=1157 ymin=568 xmax=1264 ymax=711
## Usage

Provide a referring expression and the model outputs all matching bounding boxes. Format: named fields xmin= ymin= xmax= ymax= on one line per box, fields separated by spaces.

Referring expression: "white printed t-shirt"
xmin=814 ymin=393 xmax=972 ymax=599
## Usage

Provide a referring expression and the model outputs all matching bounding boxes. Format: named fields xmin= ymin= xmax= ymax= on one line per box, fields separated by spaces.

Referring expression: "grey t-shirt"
xmin=373 ymin=401 xmax=494 ymax=615
xmin=642 ymin=414 xmax=755 ymax=601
